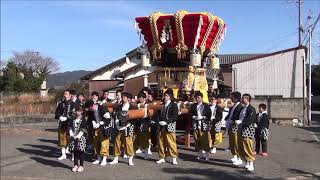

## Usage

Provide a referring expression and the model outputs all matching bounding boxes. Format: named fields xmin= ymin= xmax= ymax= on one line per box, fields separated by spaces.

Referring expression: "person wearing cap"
xmin=156 ymin=90 xmax=179 ymax=165
xmin=85 ymin=99 xmax=113 ymax=166
xmin=109 ymin=92 xmax=135 ymax=166
xmin=190 ymin=91 xmax=212 ymax=160
xmin=209 ymin=94 xmax=223 ymax=154
xmin=55 ymin=89 xmax=77 ymax=160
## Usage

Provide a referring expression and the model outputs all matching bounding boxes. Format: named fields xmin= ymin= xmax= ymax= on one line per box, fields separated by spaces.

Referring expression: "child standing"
xmin=69 ymin=106 xmax=87 ymax=172
xmin=255 ymin=103 xmax=269 ymax=156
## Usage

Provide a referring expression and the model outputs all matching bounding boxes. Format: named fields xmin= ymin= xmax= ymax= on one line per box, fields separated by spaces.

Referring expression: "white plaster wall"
xmin=91 ymin=57 xmax=140 ymax=80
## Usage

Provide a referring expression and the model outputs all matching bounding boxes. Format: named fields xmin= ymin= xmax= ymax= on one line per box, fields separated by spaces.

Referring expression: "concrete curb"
xmin=272 ymin=119 xmax=301 ymax=126
xmin=0 ymin=114 xmax=56 ymax=125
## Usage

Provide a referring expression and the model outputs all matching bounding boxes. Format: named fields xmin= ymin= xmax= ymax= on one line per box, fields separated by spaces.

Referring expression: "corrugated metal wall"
xmin=232 ymin=49 xmax=306 ymax=98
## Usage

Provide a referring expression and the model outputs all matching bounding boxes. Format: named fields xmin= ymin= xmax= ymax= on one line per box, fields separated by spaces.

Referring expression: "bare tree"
xmin=0 ymin=60 xmax=5 ymax=69
xmin=9 ymin=50 xmax=59 ymax=77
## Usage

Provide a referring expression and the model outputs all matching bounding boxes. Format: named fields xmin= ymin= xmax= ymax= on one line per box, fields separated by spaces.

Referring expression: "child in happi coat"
xmin=255 ymin=103 xmax=269 ymax=156
xmin=69 ymin=106 xmax=87 ymax=172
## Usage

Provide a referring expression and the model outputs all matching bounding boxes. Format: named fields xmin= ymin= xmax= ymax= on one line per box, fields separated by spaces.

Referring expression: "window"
xmin=148 ymin=83 xmax=159 ymax=92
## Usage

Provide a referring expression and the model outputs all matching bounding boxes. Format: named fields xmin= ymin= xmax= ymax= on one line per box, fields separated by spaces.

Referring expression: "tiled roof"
xmin=229 ymin=46 xmax=307 ymax=65
xmin=80 ymin=57 xmax=126 ymax=80
xmin=80 ymin=47 xmax=141 ymax=80
xmin=218 ymin=54 xmax=263 ymax=65
xmin=113 ymin=64 xmax=141 ymax=78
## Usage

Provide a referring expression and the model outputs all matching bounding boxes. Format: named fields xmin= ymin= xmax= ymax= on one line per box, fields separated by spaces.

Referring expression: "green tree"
xmin=68 ymin=82 xmax=89 ymax=97
xmin=49 ymin=82 xmax=89 ymax=102
xmin=311 ymin=65 xmax=320 ymax=96
xmin=0 ymin=61 xmax=25 ymax=92
xmin=1 ymin=50 xmax=59 ymax=93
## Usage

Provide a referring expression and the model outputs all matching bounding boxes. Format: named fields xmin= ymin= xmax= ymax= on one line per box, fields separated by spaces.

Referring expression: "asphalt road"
xmin=1 ymin=116 xmax=320 ymax=180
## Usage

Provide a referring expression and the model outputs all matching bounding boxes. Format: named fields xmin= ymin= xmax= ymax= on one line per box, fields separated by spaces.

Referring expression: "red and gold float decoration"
xmin=135 ymin=10 xmax=226 ymax=100
xmin=135 ymin=10 xmax=226 ymax=60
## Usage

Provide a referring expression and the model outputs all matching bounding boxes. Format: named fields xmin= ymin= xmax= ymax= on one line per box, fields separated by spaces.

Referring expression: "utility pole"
xmin=307 ymin=14 xmax=312 ymax=126
xmin=297 ymin=0 xmax=302 ymax=46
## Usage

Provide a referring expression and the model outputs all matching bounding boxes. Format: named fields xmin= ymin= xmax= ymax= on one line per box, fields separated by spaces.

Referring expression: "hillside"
xmin=47 ymin=70 xmax=91 ymax=89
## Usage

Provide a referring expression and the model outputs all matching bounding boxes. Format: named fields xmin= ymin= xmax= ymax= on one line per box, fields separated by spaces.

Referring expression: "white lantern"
xmin=212 ymin=79 xmax=218 ymax=90
xmin=142 ymin=54 xmax=151 ymax=67
xmin=190 ymin=53 xmax=201 ymax=67
xmin=210 ymin=57 xmax=220 ymax=69
xmin=143 ymin=75 xmax=148 ymax=87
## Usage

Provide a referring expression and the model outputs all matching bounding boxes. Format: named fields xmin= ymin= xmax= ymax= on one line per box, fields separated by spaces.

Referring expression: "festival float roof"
xmin=135 ymin=10 xmax=226 ymax=60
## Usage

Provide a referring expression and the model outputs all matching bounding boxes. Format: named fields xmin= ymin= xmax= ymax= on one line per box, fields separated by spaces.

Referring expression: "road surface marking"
xmin=286 ymin=172 xmax=320 ymax=180
xmin=310 ymin=132 xmax=320 ymax=143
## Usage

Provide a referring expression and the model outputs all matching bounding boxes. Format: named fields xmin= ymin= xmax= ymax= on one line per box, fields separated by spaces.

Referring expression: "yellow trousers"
xmin=229 ymin=132 xmax=239 ymax=156
xmin=58 ymin=128 xmax=68 ymax=148
xmin=93 ymin=129 xmax=110 ymax=156
xmin=193 ymin=129 xmax=211 ymax=152
xmin=158 ymin=128 xmax=177 ymax=158
xmin=100 ymin=137 xmax=110 ymax=156
xmin=114 ymin=132 xmax=134 ymax=157
xmin=239 ymin=136 xmax=255 ymax=161
xmin=210 ymin=132 xmax=223 ymax=148
xmin=134 ymin=131 xmax=151 ymax=150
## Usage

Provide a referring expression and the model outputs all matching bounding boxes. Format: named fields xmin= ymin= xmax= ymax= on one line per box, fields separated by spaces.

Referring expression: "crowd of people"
xmin=54 ymin=88 xmax=270 ymax=173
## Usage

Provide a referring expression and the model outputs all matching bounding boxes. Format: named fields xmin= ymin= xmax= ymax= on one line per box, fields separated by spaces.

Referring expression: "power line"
xmin=263 ymin=32 xmax=298 ymax=53
xmin=301 ymin=15 xmax=311 ymax=44
xmin=304 ymin=13 xmax=320 ymax=46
